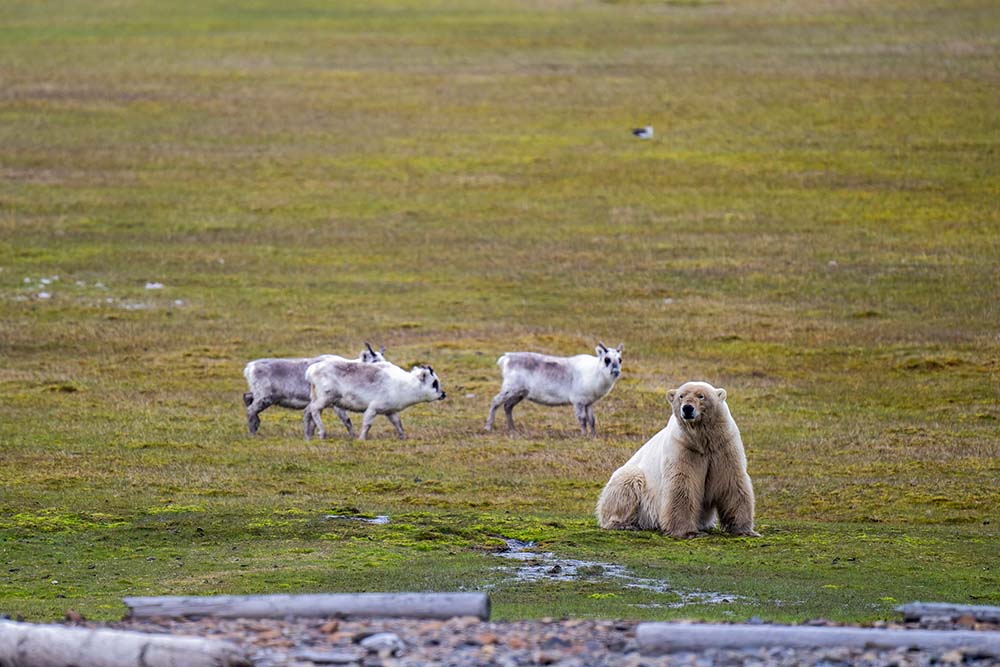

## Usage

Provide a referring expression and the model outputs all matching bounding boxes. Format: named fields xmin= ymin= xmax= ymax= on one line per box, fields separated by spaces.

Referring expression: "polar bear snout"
xmin=681 ymin=404 xmax=697 ymax=420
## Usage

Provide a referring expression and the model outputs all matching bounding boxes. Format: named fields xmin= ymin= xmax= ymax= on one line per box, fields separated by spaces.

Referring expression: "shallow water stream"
xmin=492 ymin=538 xmax=741 ymax=608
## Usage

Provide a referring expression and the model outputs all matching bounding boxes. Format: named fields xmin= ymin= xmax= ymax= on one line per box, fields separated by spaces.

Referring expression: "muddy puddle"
xmin=492 ymin=538 xmax=741 ymax=608
xmin=324 ymin=514 xmax=390 ymax=525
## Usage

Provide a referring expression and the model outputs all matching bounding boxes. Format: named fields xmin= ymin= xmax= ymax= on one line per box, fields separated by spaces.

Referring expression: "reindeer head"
xmin=596 ymin=342 xmax=623 ymax=379
xmin=361 ymin=342 xmax=387 ymax=363
xmin=411 ymin=365 xmax=446 ymax=401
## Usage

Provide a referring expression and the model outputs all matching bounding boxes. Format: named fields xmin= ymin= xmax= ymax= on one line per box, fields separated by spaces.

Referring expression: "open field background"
xmin=1 ymin=0 xmax=998 ymax=622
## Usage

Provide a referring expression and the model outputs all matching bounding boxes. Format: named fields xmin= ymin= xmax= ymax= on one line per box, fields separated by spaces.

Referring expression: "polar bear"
xmin=596 ymin=381 xmax=759 ymax=538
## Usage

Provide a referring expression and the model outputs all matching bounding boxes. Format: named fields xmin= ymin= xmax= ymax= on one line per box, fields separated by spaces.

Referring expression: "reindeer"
xmin=485 ymin=342 xmax=623 ymax=435
xmin=242 ymin=343 xmax=385 ymax=435
xmin=304 ymin=360 xmax=446 ymax=440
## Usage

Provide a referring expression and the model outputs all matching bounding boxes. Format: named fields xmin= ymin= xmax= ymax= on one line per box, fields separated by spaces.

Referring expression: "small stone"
xmin=64 ymin=609 xmax=85 ymax=623
xmin=293 ymin=649 xmax=363 ymax=664
xmin=939 ymin=649 xmax=965 ymax=664
xmin=956 ymin=613 xmax=976 ymax=628
xmin=359 ymin=632 xmax=405 ymax=656
xmin=320 ymin=620 xmax=340 ymax=634
xmin=532 ymin=650 xmax=561 ymax=665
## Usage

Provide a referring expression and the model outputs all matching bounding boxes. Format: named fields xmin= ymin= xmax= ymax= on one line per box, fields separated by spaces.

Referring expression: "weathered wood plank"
xmin=637 ymin=622 xmax=1000 ymax=656
xmin=897 ymin=602 xmax=1000 ymax=623
xmin=124 ymin=592 xmax=491 ymax=621
xmin=0 ymin=620 xmax=250 ymax=667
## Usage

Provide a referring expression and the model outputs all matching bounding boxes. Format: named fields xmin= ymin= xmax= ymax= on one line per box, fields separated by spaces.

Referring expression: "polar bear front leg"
xmin=659 ymin=456 xmax=709 ymax=539
xmin=716 ymin=470 xmax=760 ymax=537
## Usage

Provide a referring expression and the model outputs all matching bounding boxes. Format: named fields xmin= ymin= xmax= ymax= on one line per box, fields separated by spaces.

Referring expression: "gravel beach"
xmin=84 ymin=614 xmax=1000 ymax=667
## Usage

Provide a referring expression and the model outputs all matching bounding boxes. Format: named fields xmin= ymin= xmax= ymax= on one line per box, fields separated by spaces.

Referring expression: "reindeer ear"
xmin=365 ymin=341 xmax=375 ymax=354
xmin=379 ymin=345 xmax=386 ymax=354
xmin=616 ymin=343 xmax=624 ymax=353
xmin=716 ymin=388 xmax=727 ymax=402
xmin=667 ymin=389 xmax=677 ymax=404
xmin=596 ymin=342 xmax=608 ymax=356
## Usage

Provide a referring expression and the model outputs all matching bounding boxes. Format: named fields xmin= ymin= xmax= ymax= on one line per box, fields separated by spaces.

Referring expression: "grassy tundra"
xmin=0 ymin=0 xmax=997 ymax=622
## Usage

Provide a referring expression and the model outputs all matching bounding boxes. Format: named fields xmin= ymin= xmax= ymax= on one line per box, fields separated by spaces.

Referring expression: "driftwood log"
xmin=897 ymin=602 xmax=1000 ymax=624
xmin=124 ymin=592 xmax=491 ymax=621
xmin=0 ymin=620 xmax=250 ymax=667
xmin=637 ymin=622 xmax=1000 ymax=657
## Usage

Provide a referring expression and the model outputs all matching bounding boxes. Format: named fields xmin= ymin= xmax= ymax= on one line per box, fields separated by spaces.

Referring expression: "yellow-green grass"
xmin=1 ymin=0 xmax=997 ymax=621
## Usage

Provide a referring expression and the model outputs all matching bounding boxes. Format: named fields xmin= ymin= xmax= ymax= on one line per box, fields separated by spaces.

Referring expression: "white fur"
xmin=242 ymin=344 xmax=385 ymax=436
xmin=484 ymin=343 xmax=623 ymax=435
xmin=596 ymin=381 xmax=758 ymax=538
xmin=305 ymin=360 xmax=445 ymax=441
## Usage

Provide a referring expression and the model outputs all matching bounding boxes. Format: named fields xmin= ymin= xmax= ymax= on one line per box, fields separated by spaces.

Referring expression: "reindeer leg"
xmin=386 ymin=412 xmax=405 ymax=439
xmin=503 ymin=391 xmax=526 ymax=432
xmin=246 ymin=396 xmax=272 ymax=435
xmin=573 ymin=403 xmax=588 ymax=435
xmin=359 ymin=405 xmax=379 ymax=440
xmin=334 ymin=407 xmax=355 ymax=437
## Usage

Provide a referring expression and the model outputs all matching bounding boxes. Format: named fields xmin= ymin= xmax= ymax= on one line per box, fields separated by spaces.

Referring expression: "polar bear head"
xmin=667 ymin=381 xmax=727 ymax=425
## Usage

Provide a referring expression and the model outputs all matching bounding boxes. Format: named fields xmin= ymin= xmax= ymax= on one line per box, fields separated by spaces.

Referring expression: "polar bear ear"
xmin=666 ymin=389 xmax=677 ymax=404
xmin=716 ymin=388 xmax=727 ymax=402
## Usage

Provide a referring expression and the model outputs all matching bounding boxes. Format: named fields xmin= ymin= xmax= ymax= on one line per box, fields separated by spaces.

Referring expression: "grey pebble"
xmin=359 ymin=631 xmax=406 ymax=655
xmin=293 ymin=649 xmax=365 ymax=664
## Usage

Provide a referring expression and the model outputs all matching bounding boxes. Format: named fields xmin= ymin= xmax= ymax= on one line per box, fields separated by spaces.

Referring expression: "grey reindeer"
xmin=242 ymin=342 xmax=385 ymax=435
xmin=485 ymin=342 xmax=623 ymax=435
xmin=304 ymin=359 xmax=446 ymax=440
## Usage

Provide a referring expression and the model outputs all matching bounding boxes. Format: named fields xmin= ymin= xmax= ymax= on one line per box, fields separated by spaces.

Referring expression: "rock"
xmin=541 ymin=636 xmax=571 ymax=650
xmin=956 ymin=613 xmax=977 ymax=628
xmin=940 ymin=649 xmax=965 ymax=664
xmin=476 ymin=632 xmax=499 ymax=645
xmin=531 ymin=650 xmax=561 ymax=665
xmin=293 ymin=649 xmax=364 ymax=664
xmin=359 ymin=632 xmax=405 ymax=656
